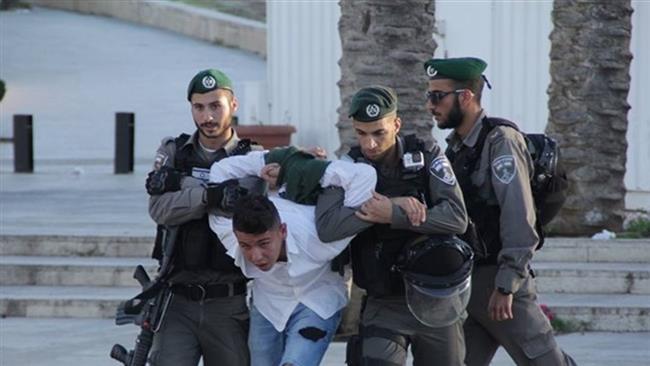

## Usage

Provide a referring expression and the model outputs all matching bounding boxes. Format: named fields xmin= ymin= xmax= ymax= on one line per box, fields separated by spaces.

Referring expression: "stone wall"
xmin=26 ymin=0 xmax=266 ymax=57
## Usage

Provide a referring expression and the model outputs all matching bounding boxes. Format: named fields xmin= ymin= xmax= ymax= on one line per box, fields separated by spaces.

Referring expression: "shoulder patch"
xmin=492 ymin=155 xmax=516 ymax=184
xmin=153 ymin=152 xmax=168 ymax=171
xmin=429 ymin=156 xmax=456 ymax=185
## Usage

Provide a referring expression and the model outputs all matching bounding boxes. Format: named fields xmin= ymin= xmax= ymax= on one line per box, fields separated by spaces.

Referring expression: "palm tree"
xmin=337 ymin=0 xmax=436 ymax=155
xmin=547 ymin=0 xmax=633 ymax=235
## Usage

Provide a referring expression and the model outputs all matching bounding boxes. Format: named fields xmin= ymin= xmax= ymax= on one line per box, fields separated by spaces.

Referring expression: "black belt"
xmin=171 ymin=282 xmax=247 ymax=301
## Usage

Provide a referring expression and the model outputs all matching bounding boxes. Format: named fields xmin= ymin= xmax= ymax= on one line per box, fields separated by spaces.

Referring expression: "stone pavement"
xmin=0 ymin=162 xmax=155 ymax=236
xmin=1 ymin=317 xmax=648 ymax=366
xmin=0 ymin=6 xmax=265 ymax=163
xmin=0 ymin=3 xmax=265 ymax=236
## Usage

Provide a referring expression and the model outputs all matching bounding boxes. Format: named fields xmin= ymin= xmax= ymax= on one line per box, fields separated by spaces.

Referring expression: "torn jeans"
xmin=249 ymin=302 xmax=342 ymax=366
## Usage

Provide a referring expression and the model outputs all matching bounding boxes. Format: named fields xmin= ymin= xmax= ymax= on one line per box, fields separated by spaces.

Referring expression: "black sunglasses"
xmin=425 ymin=89 xmax=465 ymax=104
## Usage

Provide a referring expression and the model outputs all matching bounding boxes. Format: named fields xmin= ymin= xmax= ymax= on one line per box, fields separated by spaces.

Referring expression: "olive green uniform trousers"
xmin=148 ymin=293 xmax=249 ymax=366
xmin=464 ymin=265 xmax=576 ymax=366
xmin=361 ymin=297 xmax=465 ymax=366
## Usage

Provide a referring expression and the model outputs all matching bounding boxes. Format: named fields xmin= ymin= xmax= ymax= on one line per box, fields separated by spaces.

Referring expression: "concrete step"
xmin=539 ymin=293 xmax=650 ymax=332
xmin=534 ymin=261 xmax=650 ymax=295
xmin=0 ymin=256 xmax=158 ymax=286
xmin=537 ymin=238 xmax=650 ymax=263
xmin=2 ymin=235 xmax=649 ymax=263
xmin=3 ymin=235 xmax=648 ymax=262
xmin=2 ymin=285 xmax=648 ymax=332
xmin=0 ymin=286 xmax=139 ymax=318
xmin=4 ymin=254 xmax=649 ymax=294
xmin=0 ymin=235 xmax=154 ymax=257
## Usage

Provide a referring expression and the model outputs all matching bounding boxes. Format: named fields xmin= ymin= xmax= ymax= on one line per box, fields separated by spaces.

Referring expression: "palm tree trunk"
xmin=337 ymin=0 xmax=437 ymax=155
xmin=547 ymin=0 xmax=633 ymax=235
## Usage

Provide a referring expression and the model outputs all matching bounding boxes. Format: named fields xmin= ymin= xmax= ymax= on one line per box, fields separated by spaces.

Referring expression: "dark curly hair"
xmin=232 ymin=195 xmax=281 ymax=234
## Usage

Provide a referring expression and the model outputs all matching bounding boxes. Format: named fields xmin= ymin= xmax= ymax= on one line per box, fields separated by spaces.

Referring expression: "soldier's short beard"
xmin=194 ymin=118 xmax=231 ymax=139
xmin=438 ymin=96 xmax=464 ymax=130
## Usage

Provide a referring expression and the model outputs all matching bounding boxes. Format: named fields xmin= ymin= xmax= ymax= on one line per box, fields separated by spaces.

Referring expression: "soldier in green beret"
xmin=424 ymin=57 xmax=576 ymax=366
xmin=315 ymin=85 xmax=469 ymax=365
xmin=144 ymin=69 xmax=262 ymax=366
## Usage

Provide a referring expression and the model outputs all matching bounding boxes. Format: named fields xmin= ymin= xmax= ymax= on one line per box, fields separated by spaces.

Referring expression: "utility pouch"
xmin=177 ymin=219 xmax=211 ymax=270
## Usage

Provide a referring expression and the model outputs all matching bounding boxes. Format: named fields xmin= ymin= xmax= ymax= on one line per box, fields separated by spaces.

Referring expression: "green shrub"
xmin=619 ymin=218 xmax=650 ymax=238
xmin=550 ymin=317 xmax=588 ymax=334
xmin=540 ymin=304 xmax=588 ymax=334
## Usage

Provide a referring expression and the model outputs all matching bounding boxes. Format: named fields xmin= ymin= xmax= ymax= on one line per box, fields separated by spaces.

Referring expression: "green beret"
xmin=187 ymin=69 xmax=233 ymax=101
xmin=423 ymin=57 xmax=487 ymax=81
xmin=348 ymin=85 xmax=398 ymax=122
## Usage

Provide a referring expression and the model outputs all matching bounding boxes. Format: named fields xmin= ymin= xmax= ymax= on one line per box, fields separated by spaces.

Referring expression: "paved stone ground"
xmin=0 ymin=6 xmax=265 ymax=163
xmin=0 ymin=162 xmax=153 ymax=236
xmin=1 ymin=317 xmax=648 ymax=366
xmin=1 ymin=6 xmax=264 ymax=236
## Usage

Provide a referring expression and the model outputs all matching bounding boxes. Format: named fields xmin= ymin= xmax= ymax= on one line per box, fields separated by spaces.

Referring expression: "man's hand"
xmin=355 ymin=191 xmax=393 ymax=224
xmin=391 ymin=196 xmax=427 ymax=226
xmin=260 ymin=163 xmax=280 ymax=189
xmin=146 ymin=167 xmax=182 ymax=195
xmin=205 ymin=179 xmax=247 ymax=211
xmin=488 ymin=289 xmax=514 ymax=321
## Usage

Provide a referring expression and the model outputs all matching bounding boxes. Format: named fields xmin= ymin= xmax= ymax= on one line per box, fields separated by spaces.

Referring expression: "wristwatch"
xmin=497 ymin=287 xmax=512 ymax=295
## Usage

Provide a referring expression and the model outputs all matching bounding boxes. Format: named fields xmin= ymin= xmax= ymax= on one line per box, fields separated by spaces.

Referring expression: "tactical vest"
xmin=168 ymin=133 xmax=253 ymax=274
xmin=446 ymin=118 xmax=526 ymax=265
xmin=448 ymin=145 xmax=501 ymax=264
xmin=348 ymin=135 xmax=432 ymax=297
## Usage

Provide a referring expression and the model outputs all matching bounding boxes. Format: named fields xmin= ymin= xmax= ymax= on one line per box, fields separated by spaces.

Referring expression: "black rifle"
xmin=110 ymin=226 xmax=178 ymax=366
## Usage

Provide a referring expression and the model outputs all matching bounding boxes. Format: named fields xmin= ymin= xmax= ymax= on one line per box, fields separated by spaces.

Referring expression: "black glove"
xmin=146 ymin=166 xmax=183 ymax=195
xmin=205 ymin=179 xmax=248 ymax=212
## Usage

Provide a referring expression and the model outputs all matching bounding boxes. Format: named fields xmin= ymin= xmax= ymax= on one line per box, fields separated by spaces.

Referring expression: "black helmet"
xmin=400 ymin=235 xmax=473 ymax=327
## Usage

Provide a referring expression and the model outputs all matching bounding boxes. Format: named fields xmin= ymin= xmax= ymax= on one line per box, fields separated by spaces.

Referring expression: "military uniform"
xmin=146 ymin=69 xmax=259 ymax=366
xmin=147 ymin=130 xmax=258 ymax=366
xmin=425 ymin=57 xmax=576 ymax=366
xmin=316 ymin=86 xmax=468 ymax=366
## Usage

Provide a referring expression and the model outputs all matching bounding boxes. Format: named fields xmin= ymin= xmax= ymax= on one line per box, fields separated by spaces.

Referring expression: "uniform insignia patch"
xmin=492 ymin=155 xmax=516 ymax=184
xmin=426 ymin=65 xmax=438 ymax=77
xmin=202 ymin=75 xmax=216 ymax=89
xmin=153 ymin=153 xmax=168 ymax=171
xmin=365 ymin=103 xmax=380 ymax=118
xmin=429 ymin=156 xmax=456 ymax=185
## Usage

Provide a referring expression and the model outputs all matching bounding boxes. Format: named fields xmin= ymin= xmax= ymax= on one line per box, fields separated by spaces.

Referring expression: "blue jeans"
xmin=249 ymin=302 xmax=342 ymax=366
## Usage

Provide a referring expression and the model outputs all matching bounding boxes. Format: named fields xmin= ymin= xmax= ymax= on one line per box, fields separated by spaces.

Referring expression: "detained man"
xmin=208 ymin=148 xmax=376 ymax=366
